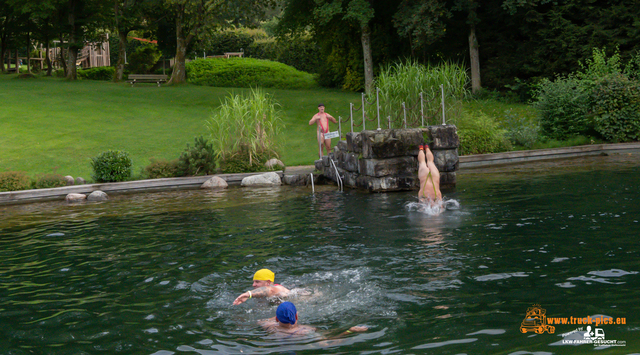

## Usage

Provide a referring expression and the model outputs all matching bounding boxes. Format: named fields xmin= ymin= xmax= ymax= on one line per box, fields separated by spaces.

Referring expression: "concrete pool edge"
xmin=458 ymin=142 xmax=640 ymax=168
xmin=0 ymin=171 xmax=287 ymax=205
xmin=2 ymin=142 xmax=639 ymax=205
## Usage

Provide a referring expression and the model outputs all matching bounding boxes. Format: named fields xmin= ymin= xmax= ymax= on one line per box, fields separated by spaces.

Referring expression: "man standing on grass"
xmin=309 ymin=104 xmax=337 ymax=158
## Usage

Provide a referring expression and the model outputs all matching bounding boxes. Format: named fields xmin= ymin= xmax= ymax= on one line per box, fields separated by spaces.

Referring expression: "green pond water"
xmin=1 ymin=154 xmax=639 ymax=354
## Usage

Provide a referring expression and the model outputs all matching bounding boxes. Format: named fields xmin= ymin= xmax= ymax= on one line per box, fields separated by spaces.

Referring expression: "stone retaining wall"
xmin=316 ymin=126 xmax=459 ymax=192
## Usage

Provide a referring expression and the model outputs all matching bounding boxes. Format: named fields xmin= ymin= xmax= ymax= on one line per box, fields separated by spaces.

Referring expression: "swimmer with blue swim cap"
xmin=232 ymin=268 xmax=290 ymax=305
xmin=258 ymin=301 xmax=368 ymax=337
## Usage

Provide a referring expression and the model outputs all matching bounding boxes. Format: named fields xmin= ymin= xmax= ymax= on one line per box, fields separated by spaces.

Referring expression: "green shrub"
xmin=220 ymin=147 xmax=273 ymax=174
xmin=205 ymin=31 xmax=254 ymax=55
xmin=178 ymin=137 xmax=217 ymax=176
xmin=186 ymin=58 xmax=316 ymax=89
xmin=456 ymin=111 xmax=511 ymax=155
xmin=533 ymin=76 xmax=591 ymax=140
xmin=91 ymin=150 xmax=133 ymax=182
xmin=143 ymin=158 xmax=181 ymax=179
xmin=0 ymin=171 xmax=31 ymax=192
xmin=33 ymin=174 xmax=67 ymax=189
xmin=77 ymin=66 xmax=116 ymax=81
xmin=128 ymin=44 xmax=161 ymax=74
xmin=589 ymin=73 xmax=640 ymax=142
xmin=502 ymin=109 xmax=540 ymax=148
xmin=246 ymin=36 xmax=320 ymax=74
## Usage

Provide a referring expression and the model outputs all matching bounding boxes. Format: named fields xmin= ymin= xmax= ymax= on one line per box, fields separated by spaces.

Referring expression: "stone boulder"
xmin=314 ymin=159 xmax=324 ymax=173
xmin=265 ymin=158 xmax=285 ymax=170
xmin=359 ymin=156 xmax=416 ymax=178
xmin=65 ymin=193 xmax=86 ymax=202
xmin=423 ymin=125 xmax=459 ymax=150
xmin=356 ymin=174 xmax=417 ymax=192
xmin=201 ymin=176 xmax=228 ymax=189
xmin=433 ymin=149 xmax=459 ymax=172
xmin=360 ymin=129 xmax=423 ymax=159
xmin=87 ymin=190 xmax=109 ymax=201
xmin=64 ymin=175 xmax=75 ymax=186
xmin=283 ymin=174 xmax=310 ymax=186
xmin=346 ymin=132 xmax=362 ymax=153
xmin=75 ymin=177 xmax=86 ymax=185
xmin=241 ymin=172 xmax=282 ymax=187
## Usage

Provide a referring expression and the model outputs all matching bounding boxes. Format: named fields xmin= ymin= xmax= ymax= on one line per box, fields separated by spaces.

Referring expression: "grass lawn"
xmin=0 ymin=75 xmax=360 ymax=179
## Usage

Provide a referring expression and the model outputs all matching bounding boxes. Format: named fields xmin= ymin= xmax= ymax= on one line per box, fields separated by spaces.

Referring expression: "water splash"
xmin=405 ymin=198 xmax=460 ymax=215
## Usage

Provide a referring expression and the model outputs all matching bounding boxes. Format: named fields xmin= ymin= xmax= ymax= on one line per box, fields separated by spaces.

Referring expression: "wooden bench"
xmin=127 ymin=74 xmax=168 ymax=87
xmin=224 ymin=52 xmax=244 ymax=58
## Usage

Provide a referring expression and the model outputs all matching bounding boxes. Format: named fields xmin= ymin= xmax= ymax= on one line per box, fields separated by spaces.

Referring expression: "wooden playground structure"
xmin=3 ymin=38 xmax=110 ymax=73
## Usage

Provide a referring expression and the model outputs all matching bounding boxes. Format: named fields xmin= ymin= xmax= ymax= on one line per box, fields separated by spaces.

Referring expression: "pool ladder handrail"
xmin=329 ymin=158 xmax=343 ymax=192
xmin=310 ymin=173 xmax=314 ymax=193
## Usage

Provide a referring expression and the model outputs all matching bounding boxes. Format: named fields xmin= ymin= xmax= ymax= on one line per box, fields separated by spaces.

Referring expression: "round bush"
xmin=0 ymin=171 xmax=31 ymax=192
xmin=91 ymin=150 xmax=133 ymax=183
xmin=533 ymin=77 xmax=590 ymax=140
xmin=34 ymin=174 xmax=67 ymax=189
xmin=77 ymin=66 xmax=116 ymax=81
xmin=589 ymin=73 xmax=640 ymax=142
xmin=186 ymin=58 xmax=316 ymax=89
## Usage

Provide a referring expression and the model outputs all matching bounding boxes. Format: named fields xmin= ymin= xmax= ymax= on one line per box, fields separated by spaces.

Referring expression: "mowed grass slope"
xmin=0 ymin=75 xmax=360 ymax=179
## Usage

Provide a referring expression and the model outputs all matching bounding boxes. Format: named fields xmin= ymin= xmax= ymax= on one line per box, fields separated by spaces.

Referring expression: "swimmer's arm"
xmin=326 ymin=113 xmax=337 ymax=123
xmin=316 ymin=326 xmax=368 ymax=347
xmin=257 ymin=317 xmax=276 ymax=327
xmin=309 ymin=114 xmax=319 ymax=125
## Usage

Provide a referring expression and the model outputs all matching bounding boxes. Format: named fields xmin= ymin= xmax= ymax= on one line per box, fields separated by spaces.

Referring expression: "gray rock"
xmin=65 ymin=193 xmax=86 ymax=202
xmin=87 ymin=190 xmax=109 ymax=201
xmin=64 ymin=175 xmax=74 ymax=186
xmin=342 ymin=170 xmax=358 ymax=188
xmin=439 ymin=172 xmax=457 ymax=187
xmin=361 ymin=129 xmax=423 ymax=159
xmin=241 ymin=172 xmax=282 ymax=186
xmin=359 ymin=156 xmax=416 ymax=177
xmin=424 ymin=125 xmax=459 ymax=150
xmin=314 ymin=159 xmax=324 ymax=173
xmin=265 ymin=158 xmax=285 ymax=169
xmin=342 ymin=152 xmax=360 ymax=173
xmin=433 ymin=149 xmax=459 ymax=172
xmin=201 ymin=176 xmax=228 ymax=189
xmin=75 ymin=177 xmax=86 ymax=185
xmin=346 ymin=132 xmax=362 ymax=153
xmin=356 ymin=174 xmax=417 ymax=192
xmin=336 ymin=140 xmax=347 ymax=152
xmin=283 ymin=174 xmax=309 ymax=186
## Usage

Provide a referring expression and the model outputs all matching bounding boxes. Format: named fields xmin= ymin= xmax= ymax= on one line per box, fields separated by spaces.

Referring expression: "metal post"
xmin=362 ymin=92 xmax=366 ymax=131
xmin=376 ymin=87 xmax=381 ymax=130
xmin=420 ymin=92 xmax=424 ymax=127
xmin=402 ymin=102 xmax=407 ymax=128
xmin=388 ymin=116 xmax=391 ymax=130
xmin=310 ymin=173 xmax=315 ymax=193
xmin=350 ymin=103 xmax=354 ymax=132
xmin=440 ymin=84 xmax=446 ymax=125
xmin=338 ymin=116 xmax=342 ymax=139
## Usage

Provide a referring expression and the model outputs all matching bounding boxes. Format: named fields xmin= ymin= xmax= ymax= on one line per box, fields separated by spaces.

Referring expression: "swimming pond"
xmin=1 ymin=154 xmax=639 ymax=354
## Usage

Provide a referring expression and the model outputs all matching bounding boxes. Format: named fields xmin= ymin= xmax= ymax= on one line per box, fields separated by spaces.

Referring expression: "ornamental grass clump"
xmin=367 ymin=60 xmax=469 ymax=128
xmin=91 ymin=150 xmax=132 ymax=183
xmin=207 ymin=88 xmax=284 ymax=173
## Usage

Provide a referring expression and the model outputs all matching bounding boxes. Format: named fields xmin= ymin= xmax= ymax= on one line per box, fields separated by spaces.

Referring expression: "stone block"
xmin=423 ymin=125 xmax=459 ymax=150
xmin=283 ymin=174 xmax=308 ymax=186
xmin=356 ymin=174 xmax=417 ymax=192
xmin=361 ymin=129 xmax=423 ymax=159
xmin=336 ymin=140 xmax=347 ymax=152
xmin=343 ymin=171 xmax=358 ymax=188
xmin=358 ymin=156 xmax=417 ymax=178
xmin=346 ymin=132 xmax=362 ymax=153
xmin=314 ymin=159 xmax=324 ymax=173
xmin=440 ymin=172 xmax=456 ymax=187
xmin=342 ymin=152 xmax=359 ymax=173
xmin=321 ymin=156 xmax=330 ymax=167
xmin=433 ymin=149 xmax=459 ymax=173
xmin=333 ymin=148 xmax=344 ymax=163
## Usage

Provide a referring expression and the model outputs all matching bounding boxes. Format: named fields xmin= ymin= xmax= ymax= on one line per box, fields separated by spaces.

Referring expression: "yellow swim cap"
xmin=253 ymin=269 xmax=275 ymax=282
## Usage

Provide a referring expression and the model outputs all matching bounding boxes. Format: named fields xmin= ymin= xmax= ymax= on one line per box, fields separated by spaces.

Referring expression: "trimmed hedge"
xmin=0 ymin=171 xmax=31 ymax=192
xmin=186 ymin=58 xmax=317 ymax=89
xmin=590 ymin=74 xmax=640 ymax=142
xmin=91 ymin=150 xmax=133 ymax=183
xmin=78 ymin=66 xmax=116 ymax=81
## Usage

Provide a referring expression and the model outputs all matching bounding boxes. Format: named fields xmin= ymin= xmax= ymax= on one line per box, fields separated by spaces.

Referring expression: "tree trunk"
xmin=468 ymin=24 xmax=481 ymax=94
xmin=0 ymin=37 xmax=6 ymax=73
xmin=59 ymin=34 xmax=68 ymax=76
xmin=26 ymin=33 xmax=32 ymax=74
xmin=66 ymin=1 xmax=78 ymax=80
xmin=45 ymin=39 xmax=52 ymax=76
xmin=361 ymin=24 xmax=374 ymax=94
xmin=169 ymin=10 xmax=188 ymax=84
xmin=115 ymin=30 xmax=127 ymax=81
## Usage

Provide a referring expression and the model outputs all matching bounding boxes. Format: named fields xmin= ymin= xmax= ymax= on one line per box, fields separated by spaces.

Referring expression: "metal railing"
xmin=337 ymin=84 xmax=451 ymax=139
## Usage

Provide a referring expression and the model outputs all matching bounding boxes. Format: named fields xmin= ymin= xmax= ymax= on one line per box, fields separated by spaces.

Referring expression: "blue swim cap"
xmin=276 ymin=302 xmax=297 ymax=324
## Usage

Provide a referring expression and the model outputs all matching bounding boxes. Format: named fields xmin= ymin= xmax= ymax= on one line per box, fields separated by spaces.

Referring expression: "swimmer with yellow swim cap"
xmin=232 ymin=269 xmax=290 ymax=305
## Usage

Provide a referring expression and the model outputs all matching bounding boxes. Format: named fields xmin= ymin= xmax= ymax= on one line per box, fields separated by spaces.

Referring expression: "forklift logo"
xmin=520 ymin=305 xmax=555 ymax=334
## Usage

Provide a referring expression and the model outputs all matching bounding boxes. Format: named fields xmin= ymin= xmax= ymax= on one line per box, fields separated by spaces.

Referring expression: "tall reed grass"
xmin=364 ymin=60 xmax=469 ymax=128
xmin=207 ymin=88 xmax=284 ymax=167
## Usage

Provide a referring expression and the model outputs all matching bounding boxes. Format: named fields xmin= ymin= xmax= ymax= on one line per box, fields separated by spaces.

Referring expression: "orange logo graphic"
xmin=520 ymin=305 xmax=556 ymax=334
